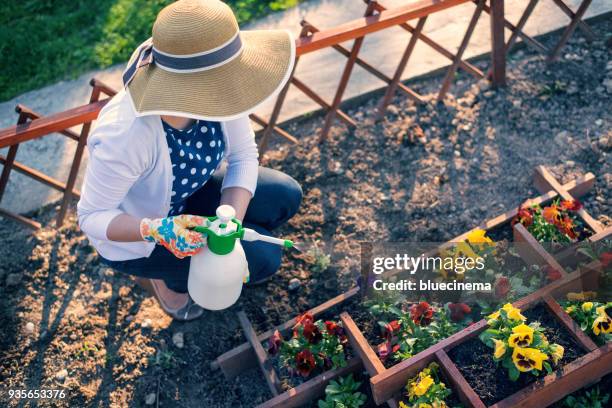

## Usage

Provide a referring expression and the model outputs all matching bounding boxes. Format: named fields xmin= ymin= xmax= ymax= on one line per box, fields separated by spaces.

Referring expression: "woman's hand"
xmin=140 ymin=214 xmax=207 ymax=258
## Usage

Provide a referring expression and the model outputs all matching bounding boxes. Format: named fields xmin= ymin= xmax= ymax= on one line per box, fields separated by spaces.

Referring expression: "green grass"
xmin=0 ymin=0 xmax=299 ymax=101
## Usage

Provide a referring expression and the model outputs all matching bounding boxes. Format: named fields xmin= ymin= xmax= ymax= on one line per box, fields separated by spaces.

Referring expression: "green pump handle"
xmin=192 ymin=217 xmax=244 ymax=255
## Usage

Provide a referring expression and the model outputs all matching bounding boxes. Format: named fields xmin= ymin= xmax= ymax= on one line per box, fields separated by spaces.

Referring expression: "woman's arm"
xmin=107 ymin=214 xmax=144 ymax=242
xmin=220 ymin=187 xmax=252 ymax=221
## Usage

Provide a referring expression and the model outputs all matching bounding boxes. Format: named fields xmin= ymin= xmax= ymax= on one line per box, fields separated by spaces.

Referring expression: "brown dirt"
xmin=0 ymin=18 xmax=611 ymax=408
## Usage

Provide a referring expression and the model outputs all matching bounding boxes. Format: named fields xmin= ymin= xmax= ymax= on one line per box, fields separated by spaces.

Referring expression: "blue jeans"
xmin=101 ymin=166 xmax=302 ymax=293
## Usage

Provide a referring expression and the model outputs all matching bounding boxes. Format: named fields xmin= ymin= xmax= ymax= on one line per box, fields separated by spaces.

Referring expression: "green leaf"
xmin=508 ymin=364 xmax=520 ymax=381
xmin=543 ymin=361 xmax=552 ymax=374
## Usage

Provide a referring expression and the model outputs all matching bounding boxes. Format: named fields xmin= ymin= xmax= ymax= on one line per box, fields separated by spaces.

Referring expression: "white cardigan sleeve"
xmin=77 ymin=120 xmax=153 ymax=241
xmin=220 ymin=116 xmax=259 ymax=195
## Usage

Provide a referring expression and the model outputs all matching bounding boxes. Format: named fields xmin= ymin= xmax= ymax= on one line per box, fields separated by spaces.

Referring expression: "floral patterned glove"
xmin=140 ymin=214 xmax=207 ymax=258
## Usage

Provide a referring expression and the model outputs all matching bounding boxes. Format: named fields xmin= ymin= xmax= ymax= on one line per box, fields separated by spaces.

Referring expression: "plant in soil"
xmin=316 ymin=374 xmax=367 ymax=408
xmin=563 ymin=301 xmax=612 ymax=344
xmin=398 ymin=362 xmax=462 ymax=408
xmin=456 ymin=229 xmax=551 ymax=315
xmin=479 ymin=303 xmax=565 ymax=381
xmin=267 ymin=313 xmax=348 ymax=378
xmin=512 ymin=199 xmax=589 ymax=244
xmin=375 ymin=301 xmax=473 ymax=363
xmin=302 ymin=240 xmax=332 ymax=273
xmin=561 ymin=385 xmax=610 ymax=408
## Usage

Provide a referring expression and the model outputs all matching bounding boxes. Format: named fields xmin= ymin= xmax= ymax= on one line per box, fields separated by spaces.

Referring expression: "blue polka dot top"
xmin=162 ymin=119 xmax=225 ymax=215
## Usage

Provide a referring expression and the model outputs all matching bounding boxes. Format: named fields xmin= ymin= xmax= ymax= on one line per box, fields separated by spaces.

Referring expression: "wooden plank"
xmin=512 ymin=223 xmax=568 ymax=277
xmin=290 ymin=77 xmax=356 ymax=128
xmin=370 ymin=320 xmax=488 ymax=404
xmin=551 ymin=0 xmax=595 ymax=40
xmin=0 ymin=99 xmax=109 ymax=148
xmin=534 ymin=166 xmax=602 ymax=234
xmin=0 ymin=156 xmax=80 ymax=199
xmin=340 ymin=312 xmax=385 ymax=375
xmin=0 ymin=207 xmax=41 ymax=230
xmin=376 ymin=16 xmax=428 ymax=120
xmin=215 ymin=287 xmax=360 ymax=378
xmin=533 ymin=170 xmax=595 ymax=198
xmin=489 ymin=0 xmax=506 ymax=87
xmin=543 ymin=295 xmax=598 ymax=352
xmin=250 ymin=114 xmax=299 ymax=145
xmin=374 ymin=2 xmax=484 ymax=79
xmin=295 ymin=0 xmax=469 ymax=56
xmin=436 ymin=349 xmax=486 ymax=408
xmin=237 ymin=311 xmax=282 ymax=396
xmin=491 ymin=345 xmax=612 ymax=408
xmin=588 ymin=225 xmax=612 ymax=243
xmin=547 ymin=0 xmax=593 ymax=62
xmin=15 ymin=104 xmax=81 ymax=141
xmin=256 ymin=357 xmax=362 ymax=408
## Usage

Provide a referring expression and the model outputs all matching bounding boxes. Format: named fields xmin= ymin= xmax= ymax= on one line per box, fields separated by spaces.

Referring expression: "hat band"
xmin=122 ymin=33 xmax=242 ymax=86
xmin=153 ymin=33 xmax=243 ymax=73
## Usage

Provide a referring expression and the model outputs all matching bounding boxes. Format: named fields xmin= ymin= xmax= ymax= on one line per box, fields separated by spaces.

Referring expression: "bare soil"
xmin=0 ymin=18 xmax=610 ymax=408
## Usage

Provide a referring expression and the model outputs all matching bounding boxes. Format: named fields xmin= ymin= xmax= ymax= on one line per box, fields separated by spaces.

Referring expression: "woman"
xmin=77 ymin=0 xmax=301 ymax=321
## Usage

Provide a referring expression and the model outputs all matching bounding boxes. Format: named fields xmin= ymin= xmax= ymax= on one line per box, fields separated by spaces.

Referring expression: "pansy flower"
xmin=513 ymin=206 xmax=534 ymax=227
xmin=512 ymin=347 xmax=548 ymax=372
xmin=560 ymin=199 xmax=582 ymax=212
xmin=448 ymin=303 xmax=471 ymax=322
xmin=295 ymin=349 xmax=316 ymax=377
xmin=267 ymin=330 xmax=283 ymax=355
xmin=410 ymin=302 xmax=434 ymax=326
xmin=508 ymin=324 xmax=534 ymax=348
xmin=303 ymin=322 xmax=322 ymax=344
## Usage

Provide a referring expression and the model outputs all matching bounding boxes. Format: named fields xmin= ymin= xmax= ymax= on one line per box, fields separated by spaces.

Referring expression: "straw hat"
xmin=123 ymin=0 xmax=295 ymax=121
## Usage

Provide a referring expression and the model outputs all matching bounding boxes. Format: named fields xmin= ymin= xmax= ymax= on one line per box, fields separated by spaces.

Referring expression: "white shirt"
xmin=77 ymin=89 xmax=258 ymax=261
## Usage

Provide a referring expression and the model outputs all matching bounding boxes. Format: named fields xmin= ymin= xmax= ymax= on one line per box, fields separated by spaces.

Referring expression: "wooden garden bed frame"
xmin=215 ymin=167 xmax=609 ymax=407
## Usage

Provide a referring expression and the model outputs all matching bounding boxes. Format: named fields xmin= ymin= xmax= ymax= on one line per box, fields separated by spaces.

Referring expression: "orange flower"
xmin=542 ymin=205 xmax=562 ymax=224
xmin=557 ymin=216 xmax=577 ymax=239
xmin=560 ymin=199 xmax=582 ymax=212
xmin=513 ymin=207 xmax=533 ymax=227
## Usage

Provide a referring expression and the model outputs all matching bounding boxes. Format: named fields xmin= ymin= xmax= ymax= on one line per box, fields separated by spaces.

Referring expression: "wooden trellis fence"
xmin=0 ymin=0 xmax=596 ymax=229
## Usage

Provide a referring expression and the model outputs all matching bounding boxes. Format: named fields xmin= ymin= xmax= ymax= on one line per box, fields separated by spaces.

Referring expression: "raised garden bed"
xmin=213 ymin=168 xmax=609 ymax=408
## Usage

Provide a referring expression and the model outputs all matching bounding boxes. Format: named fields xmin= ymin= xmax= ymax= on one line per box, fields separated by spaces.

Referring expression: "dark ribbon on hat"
xmin=123 ymin=35 xmax=243 ymax=87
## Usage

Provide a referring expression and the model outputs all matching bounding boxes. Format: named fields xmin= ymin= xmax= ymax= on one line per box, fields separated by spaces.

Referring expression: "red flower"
xmin=560 ymin=199 xmax=583 ymax=212
xmin=303 ymin=322 xmax=322 ymax=344
xmin=513 ymin=207 xmax=533 ymax=227
xmin=448 ymin=303 xmax=472 ymax=322
xmin=410 ymin=302 xmax=434 ymax=326
xmin=325 ymin=321 xmax=343 ymax=337
xmin=495 ymin=276 xmax=511 ymax=299
xmin=557 ymin=215 xmax=578 ymax=239
xmin=383 ymin=320 xmax=401 ymax=340
xmin=545 ymin=266 xmax=562 ymax=281
xmin=295 ymin=350 xmax=316 ymax=377
xmin=267 ymin=330 xmax=283 ymax=355
xmin=293 ymin=312 xmax=314 ymax=336
xmin=377 ymin=341 xmax=391 ymax=361
xmin=600 ymin=252 xmax=612 ymax=268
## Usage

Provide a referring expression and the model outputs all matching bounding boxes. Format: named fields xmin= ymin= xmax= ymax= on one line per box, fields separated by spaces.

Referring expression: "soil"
xmin=0 ymin=18 xmax=610 ymax=408
xmin=449 ymin=303 xmax=588 ymax=406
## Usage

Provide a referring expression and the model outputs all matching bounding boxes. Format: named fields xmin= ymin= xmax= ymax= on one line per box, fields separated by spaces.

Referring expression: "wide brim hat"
xmin=124 ymin=0 xmax=295 ymax=121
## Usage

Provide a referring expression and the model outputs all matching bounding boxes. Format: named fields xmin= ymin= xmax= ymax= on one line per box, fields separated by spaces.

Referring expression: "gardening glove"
xmin=140 ymin=214 xmax=207 ymax=258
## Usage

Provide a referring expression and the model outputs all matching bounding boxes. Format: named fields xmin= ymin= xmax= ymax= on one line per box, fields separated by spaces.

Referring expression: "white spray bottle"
xmin=188 ymin=205 xmax=294 ymax=310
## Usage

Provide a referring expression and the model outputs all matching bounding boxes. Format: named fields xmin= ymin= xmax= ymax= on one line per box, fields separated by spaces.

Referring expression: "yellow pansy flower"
xmin=418 ymin=404 xmax=433 ymax=408
xmin=467 ymin=229 xmax=494 ymax=246
xmin=488 ymin=303 xmax=527 ymax=322
xmin=409 ymin=373 xmax=434 ymax=397
xmin=593 ymin=313 xmax=611 ymax=335
xmin=551 ymin=344 xmax=564 ymax=364
xmin=508 ymin=324 xmax=534 ymax=348
xmin=582 ymin=302 xmax=593 ymax=312
xmin=565 ymin=305 xmax=576 ymax=314
xmin=493 ymin=339 xmax=507 ymax=359
xmin=596 ymin=305 xmax=608 ymax=316
xmin=512 ymin=347 xmax=548 ymax=372
xmin=399 ymin=402 xmax=408 ymax=408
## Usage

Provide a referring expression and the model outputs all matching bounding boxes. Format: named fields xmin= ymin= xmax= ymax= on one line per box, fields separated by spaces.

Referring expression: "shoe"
xmin=135 ymin=277 xmax=204 ymax=321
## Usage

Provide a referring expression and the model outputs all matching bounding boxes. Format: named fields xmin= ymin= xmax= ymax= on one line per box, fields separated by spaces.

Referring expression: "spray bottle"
xmin=188 ymin=205 xmax=294 ymax=310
